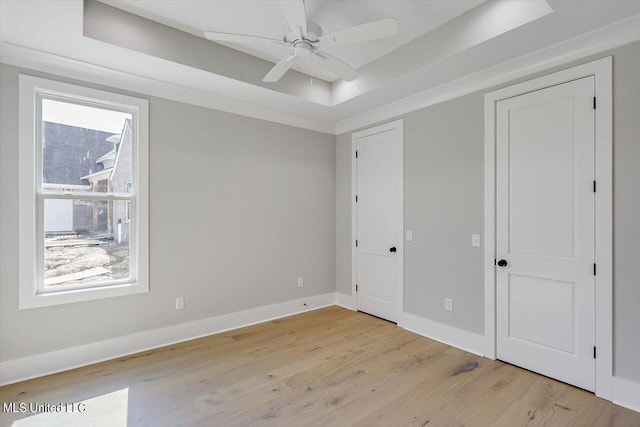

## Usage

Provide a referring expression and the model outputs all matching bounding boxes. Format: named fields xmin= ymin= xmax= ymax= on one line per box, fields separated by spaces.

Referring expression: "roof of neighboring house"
xmin=106 ymin=134 xmax=121 ymax=143
xmin=80 ymin=168 xmax=113 ymax=182
xmin=95 ymin=150 xmax=116 ymax=164
xmin=111 ymin=119 xmax=132 ymax=178
xmin=42 ymin=122 xmax=115 ymax=186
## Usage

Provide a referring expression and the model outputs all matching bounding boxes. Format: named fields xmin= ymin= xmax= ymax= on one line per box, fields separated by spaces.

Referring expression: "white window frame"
xmin=125 ymin=182 xmax=132 ymax=222
xmin=18 ymin=75 xmax=149 ymax=309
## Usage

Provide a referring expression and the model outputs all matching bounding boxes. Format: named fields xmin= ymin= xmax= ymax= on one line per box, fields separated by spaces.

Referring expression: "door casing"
xmin=351 ymin=119 xmax=404 ymax=319
xmin=484 ymin=57 xmax=613 ymax=399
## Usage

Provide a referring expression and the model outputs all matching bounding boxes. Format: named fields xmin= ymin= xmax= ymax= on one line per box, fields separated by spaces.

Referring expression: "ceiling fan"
xmin=203 ymin=0 xmax=398 ymax=83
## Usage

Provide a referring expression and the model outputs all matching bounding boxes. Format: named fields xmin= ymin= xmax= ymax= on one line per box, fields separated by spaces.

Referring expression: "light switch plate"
xmin=472 ymin=234 xmax=481 ymax=247
xmin=445 ymin=297 xmax=453 ymax=311
xmin=406 ymin=230 xmax=413 ymax=241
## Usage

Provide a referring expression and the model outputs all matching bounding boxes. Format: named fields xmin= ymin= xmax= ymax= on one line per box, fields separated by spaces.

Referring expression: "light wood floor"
xmin=1 ymin=306 xmax=639 ymax=426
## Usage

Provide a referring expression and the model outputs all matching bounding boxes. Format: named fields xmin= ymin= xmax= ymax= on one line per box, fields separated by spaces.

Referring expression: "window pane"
xmin=41 ymin=98 xmax=133 ymax=194
xmin=44 ymin=199 xmax=130 ymax=288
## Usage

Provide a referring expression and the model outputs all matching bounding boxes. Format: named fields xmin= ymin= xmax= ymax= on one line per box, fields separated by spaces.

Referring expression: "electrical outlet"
xmin=406 ymin=230 xmax=413 ymax=241
xmin=175 ymin=297 xmax=184 ymax=310
xmin=445 ymin=297 xmax=453 ymax=311
xmin=472 ymin=234 xmax=481 ymax=247
xmin=297 ymin=277 xmax=304 ymax=288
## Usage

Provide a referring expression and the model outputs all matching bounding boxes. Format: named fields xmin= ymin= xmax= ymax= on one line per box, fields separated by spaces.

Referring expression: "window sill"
xmin=19 ymin=281 xmax=148 ymax=310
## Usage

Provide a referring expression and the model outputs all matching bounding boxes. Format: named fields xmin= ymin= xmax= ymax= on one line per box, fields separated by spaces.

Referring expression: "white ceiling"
xmin=100 ymin=0 xmax=485 ymax=82
xmin=1 ymin=1 xmax=640 ymax=134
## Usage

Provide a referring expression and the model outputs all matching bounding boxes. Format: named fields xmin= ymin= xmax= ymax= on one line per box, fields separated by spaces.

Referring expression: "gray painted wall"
xmin=336 ymin=95 xmax=485 ymax=335
xmin=610 ymin=42 xmax=640 ymax=382
xmin=335 ymin=41 xmax=640 ymax=382
xmin=0 ymin=41 xmax=637 ymax=385
xmin=0 ymin=64 xmax=336 ymax=361
xmin=335 ymin=134 xmax=352 ymax=299
xmin=403 ymin=95 xmax=485 ymax=334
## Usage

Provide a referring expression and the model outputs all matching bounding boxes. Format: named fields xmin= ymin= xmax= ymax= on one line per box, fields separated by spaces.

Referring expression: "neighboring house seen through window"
xmin=18 ymin=76 xmax=149 ymax=308
xmin=125 ymin=182 xmax=132 ymax=222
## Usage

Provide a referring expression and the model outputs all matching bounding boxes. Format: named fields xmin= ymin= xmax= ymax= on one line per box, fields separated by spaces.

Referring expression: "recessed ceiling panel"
xmin=99 ymin=0 xmax=485 ymax=81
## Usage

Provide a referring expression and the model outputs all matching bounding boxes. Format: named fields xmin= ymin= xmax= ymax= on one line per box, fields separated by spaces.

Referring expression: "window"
xmin=125 ymin=182 xmax=132 ymax=222
xmin=19 ymin=75 xmax=149 ymax=309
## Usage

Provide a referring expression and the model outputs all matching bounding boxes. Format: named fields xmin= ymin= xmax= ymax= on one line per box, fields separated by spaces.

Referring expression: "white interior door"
xmin=355 ymin=123 xmax=403 ymax=322
xmin=496 ymin=76 xmax=596 ymax=391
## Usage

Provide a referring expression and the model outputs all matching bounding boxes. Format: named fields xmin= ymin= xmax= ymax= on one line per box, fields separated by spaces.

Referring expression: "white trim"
xmin=2 ymin=14 xmax=638 ymax=137
xmin=110 ymin=119 xmax=132 ymax=182
xmin=612 ymin=377 xmax=640 ymax=413
xmin=41 ymin=183 xmax=91 ymax=191
xmin=483 ymin=57 xmax=613 ymax=399
xmin=350 ymin=133 xmax=358 ymax=311
xmin=334 ymin=292 xmax=355 ymax=310
xmin=483 ymin=90 xmax=497 ymax=360
xmin=95 ymin=149 xmax=116 ymax=164
xmin=80 ymin=168 xmax=112 ymax=182
xmin=0 ymin=292 xmax=336 ymax=386
xmin=3 ymin=291 xmax=637 ymax=414
xmin=593 ymin=58 xmax=614 ymax=401
xmin=398 ymin=312 xmax=485 ymax=357
xmin=106 ymin=134 xmax=121 ymax=143
xmin=18 ymin=74 xmax=150 ymax=309
xmin=1 ymin=42 xmax=335 ymax=135
xmin=351 ymin=119 xmax=404 ymax=321
xmin=401 ymin=310 xmax=640 ymax=414
xmin=335 ymin=14 xmax=640 ymax=135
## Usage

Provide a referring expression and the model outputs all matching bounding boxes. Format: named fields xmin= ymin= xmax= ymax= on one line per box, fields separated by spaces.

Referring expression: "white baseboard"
xmin=398 ymin=311 xmax=485 ymax=357
xmin=3 ymin=296 xmax=637 ymax=415
xmin=0 ymin=292 xmax=336 ymax=386
xmin=334 ymin=292 xmax=355 ymax=310
xmin=612 ymin=376 xmax=640 ymax=413
xmin=398 ymin=311 xmax=640 ymax=414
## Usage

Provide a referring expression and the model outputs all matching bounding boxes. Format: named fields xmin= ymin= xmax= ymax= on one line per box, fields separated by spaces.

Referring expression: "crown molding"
xmin=335 ymin=13 xmax=640 ymax=135
xmin=2 ymin=13 xmax=638 ymax=137
xmin=0 ymin=42 xmax=336 ymax=135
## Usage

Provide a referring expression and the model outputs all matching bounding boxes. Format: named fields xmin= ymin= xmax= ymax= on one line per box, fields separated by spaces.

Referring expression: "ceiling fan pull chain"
xmin=310 ymin=54 xmax=314 ymax=85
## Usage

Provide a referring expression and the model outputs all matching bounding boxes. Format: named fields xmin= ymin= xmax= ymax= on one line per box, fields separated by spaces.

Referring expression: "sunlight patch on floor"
xmin=12 ymin=388 xmax=128 ymax=427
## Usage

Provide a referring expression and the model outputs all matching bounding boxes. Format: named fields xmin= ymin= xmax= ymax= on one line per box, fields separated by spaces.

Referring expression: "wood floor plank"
xmin=1 ymin=307 xmax=638 ymax=426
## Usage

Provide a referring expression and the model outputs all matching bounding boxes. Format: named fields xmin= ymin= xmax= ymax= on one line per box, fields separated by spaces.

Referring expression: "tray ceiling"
xmin=99 ymin=0 xmax=485 ymax=82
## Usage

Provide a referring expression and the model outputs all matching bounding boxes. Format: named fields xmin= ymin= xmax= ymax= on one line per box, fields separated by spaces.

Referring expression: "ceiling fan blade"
xmin=317 ymin=18 xmax=398 ymax=48
xmin=280 ymin=0 xmax=307 ymax=35
xmin=204 ymin=31 xmax=287 ymax=46
xmin=263 ymin=53 xmax=297 ymax=82
xmin=312 ymin=51 xmax=359 ymax=82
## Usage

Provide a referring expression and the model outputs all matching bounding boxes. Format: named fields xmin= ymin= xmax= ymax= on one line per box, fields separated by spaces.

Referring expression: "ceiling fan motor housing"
xmin=286 ymin=20 xmax=322 ymax=44
xmin=205 ymin=1 xmax=398 ymax=83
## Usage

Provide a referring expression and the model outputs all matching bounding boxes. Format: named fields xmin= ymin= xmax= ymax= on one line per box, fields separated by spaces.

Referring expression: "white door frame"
xmin=351 ymin=119 xmax=404 ymax=319
xmin=483 ymin=57 xmax=613 ymax=399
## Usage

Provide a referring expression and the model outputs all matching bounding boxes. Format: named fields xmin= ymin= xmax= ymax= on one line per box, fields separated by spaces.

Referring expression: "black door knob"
xmin=497 ymin=259 xmax=508 ymax=267
xmin=389 ymin=247 xmax=397 ymax=253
